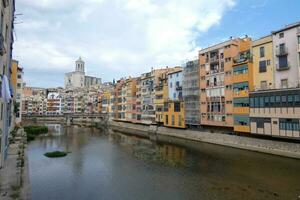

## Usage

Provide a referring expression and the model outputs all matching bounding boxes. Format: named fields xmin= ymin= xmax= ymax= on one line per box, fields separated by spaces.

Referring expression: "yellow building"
xmin=98 ymin=91 xmax=111 ymax=114
xmin=163 ymin=69 xmax=186 ymax=129
xmin=232 ymin=38 xmax=253 ymax=133
xmin=154 ymin=71 xmax=168 ymax=124
xmin=252 ymin=35 xmax=274 ymax=91
xmin=164 ymin=101 xmax=185 ymax=128
xmin=11 ymin=60 xmax=23 ymax=125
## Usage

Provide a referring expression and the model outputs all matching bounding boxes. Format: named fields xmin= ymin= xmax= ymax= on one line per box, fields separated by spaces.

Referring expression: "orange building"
xmin=125 ymin=77 xmax=137 ymax=122
xmin=232 ymin=38 xmax=253 ymax=133
xmin=199 ymin=37 xmax=252 ymax=130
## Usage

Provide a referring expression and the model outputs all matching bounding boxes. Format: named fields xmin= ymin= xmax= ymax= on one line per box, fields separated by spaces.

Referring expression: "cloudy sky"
xmin=14 ymin=0 xmax=300 ymax=88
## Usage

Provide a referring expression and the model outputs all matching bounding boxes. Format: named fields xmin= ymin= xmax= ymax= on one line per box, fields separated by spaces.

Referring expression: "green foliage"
xmin=24 ymin=125 xmax=48 ymax=142
xmin=44 ymin=151 xmax=68 ymax=158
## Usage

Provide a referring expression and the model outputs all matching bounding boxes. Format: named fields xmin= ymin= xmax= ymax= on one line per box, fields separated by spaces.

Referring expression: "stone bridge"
xmin=22 ymin=113 xmax=109 ymax=128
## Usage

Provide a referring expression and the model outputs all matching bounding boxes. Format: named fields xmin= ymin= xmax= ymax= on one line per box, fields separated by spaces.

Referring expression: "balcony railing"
xmin=233 ymin=54 xmax=252 ymax=64
xmin=210 ymin=56 xmax=219 ymax=63
xmin=276 ymin=47 xmax=288 ymax=56
xmin=176 ymin=86 xmax=182 ymax=91
xmin=276 ymin=62 xmax=290 ymax=71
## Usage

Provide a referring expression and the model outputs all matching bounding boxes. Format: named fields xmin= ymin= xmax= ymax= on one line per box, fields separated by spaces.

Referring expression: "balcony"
xmin=176 ymin=86 xmax=182 ymax=91
xmin=276 ymin=47 xmax=288 ymax=56
xmin=276 ymin=62 xmax=290 ymax=71
xmin=210 ymin=56 xmax=219 ymax=63
xmin=233 ymin=107 xmax=249 ymax=115
xmin=233 ymin=90 xmax=249 ymax=98
xmin=233 ymin=54 xmax=252 ymax=64
xmin=0 ymin=33 xmax=5 ymax=56
xmin=234 ymin=125 xmax=250 ymax=133
xmin=232 ymin=73 xmax=249 ymax=83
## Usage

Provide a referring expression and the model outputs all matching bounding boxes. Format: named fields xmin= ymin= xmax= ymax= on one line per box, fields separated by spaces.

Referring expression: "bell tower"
xmin=75 ymin=57 xmax=85 ymax=73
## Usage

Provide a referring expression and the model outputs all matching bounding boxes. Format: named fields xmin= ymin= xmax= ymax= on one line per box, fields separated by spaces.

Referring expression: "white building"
xmin=65 ymin=57 xmax=102 ymax=89
xmin=46 ymin=92 xmax=63 ymax=115
xmin=272 ymin=22 xmax=300 ymax=89
xmin=168 ymin=69 xmax=183 ymax=101
xmin=15 ymin=67 xmax=23 ymax=124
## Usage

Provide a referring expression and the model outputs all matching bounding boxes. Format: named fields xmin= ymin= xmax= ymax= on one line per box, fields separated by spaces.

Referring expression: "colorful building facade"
xmin=252 ymin=35 xmax=274 ymax=91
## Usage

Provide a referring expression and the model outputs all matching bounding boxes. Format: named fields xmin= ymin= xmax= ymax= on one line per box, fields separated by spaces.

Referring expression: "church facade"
xmin=65 ymin=57 xmax=102 ymax=89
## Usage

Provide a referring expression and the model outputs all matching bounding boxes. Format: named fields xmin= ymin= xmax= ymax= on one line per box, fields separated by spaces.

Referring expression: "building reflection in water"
xmin=110 ymin=132 xmax=187 ymax=167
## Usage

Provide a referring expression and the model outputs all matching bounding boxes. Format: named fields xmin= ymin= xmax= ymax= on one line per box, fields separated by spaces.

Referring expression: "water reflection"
xmin=28 ymin=124 xmax=300 ymax=200
xmin=110 ymin=132 xmax=187 ymax=167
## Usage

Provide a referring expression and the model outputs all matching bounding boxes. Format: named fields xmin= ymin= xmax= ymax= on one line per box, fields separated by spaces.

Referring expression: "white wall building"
xmin=168 ymin=69 xmax=183 ymax=101
xmin=46 ymin=92 xmax=63 ymax=115
xmin=65 ymin=57 xmax=102 ymax=89
xmin=272 ymin=22 xmax=300 ymax=89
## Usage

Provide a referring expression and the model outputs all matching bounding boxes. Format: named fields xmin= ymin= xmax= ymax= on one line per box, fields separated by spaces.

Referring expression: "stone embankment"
xmin=0 ymin=128 xmax=30 ymax=200
xmin=110 ymin=121 xmax=300 ymax=159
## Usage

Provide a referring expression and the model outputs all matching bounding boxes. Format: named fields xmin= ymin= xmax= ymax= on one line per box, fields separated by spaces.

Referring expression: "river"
xmin=28 ymin=124 xmax=300 ymax=200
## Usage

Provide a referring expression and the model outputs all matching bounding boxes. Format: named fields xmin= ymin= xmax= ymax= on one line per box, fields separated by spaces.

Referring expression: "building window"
xmin=298 ymin=36 xmax=300 ymax=44
xmin=165 ymin=115 xmax=168 ymax=125
xmin=179 ymin=115 xmax=182 ymax=127
xmin=174 ymin=102 xmax=181 ymax=112
xmin=278 ymin=56 xmax=288 ymax=69
xmin=172 ymin=115 xmax=175 ymax=126
xmin=259 ymin=61 xmax=267 ymax=72
xmin=279 ymin=32 xmax=284 ymax=38
xmin=279 ymin=119 xmax=299 ymax=131
xmin=225 ymin=57 xmax=231 ymax=62
xmin=281 ymin=79 xmax=288 ymax=89
xmin=260 ymin=46 xmax=265 ymax=58
xmin=260 ymin=81 xmax=267 ymax=90
xmin=266 ymin=60 xmax=271 ymax=66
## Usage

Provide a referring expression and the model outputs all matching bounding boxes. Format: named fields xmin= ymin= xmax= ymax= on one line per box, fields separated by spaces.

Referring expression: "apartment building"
xmin=140 ymin=71 xmax=155 ymax=124
xmin=272 ymin=22 xmax=300 ymax=89
xmin=248 ymin=22 xmax=300 ymax=138
xmin=0 ymin=0 xmax=16 ymax=168
xmin=164 ymin=69 xmax=185 ymax=128
xmin=11 ymin=60 xmax=23 ymax=125
xmin=250 ymin=88 xmax=300 ymax=139
xmin=114 ymin=79 xmax=126 ymax=120
xmin=135 ymin=77 xmax=142 ymax=122
xmin=154 ymin=71 xmax=168 ymax=125
xmin=61 ymin=90 xmax=75 ymax=114
xmin=252 ymin=35 xmax=274 ymax=91
xmin=125 ymin=77 xmax=137 ymax=122
xmin=98 ymin=91 xmax=110 ymax=114
xmin=199 ymin=38 xmax=251 ymax=129
xmin=47 ymin=92 xmax=63 ymax=115
xmin=232 ymin=38 xmax=253 ymax=133
xmin=183 ymin=60 xmax=200 ymax=127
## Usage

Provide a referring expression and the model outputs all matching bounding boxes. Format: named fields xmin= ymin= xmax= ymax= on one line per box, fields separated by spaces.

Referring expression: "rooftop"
xmin=271 ymin=21 xmax=300 ymax=34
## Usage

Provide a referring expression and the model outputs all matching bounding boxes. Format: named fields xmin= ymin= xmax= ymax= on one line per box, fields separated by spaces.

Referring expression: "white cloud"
xmin=15 ymin=0 xmax=236 ymax=87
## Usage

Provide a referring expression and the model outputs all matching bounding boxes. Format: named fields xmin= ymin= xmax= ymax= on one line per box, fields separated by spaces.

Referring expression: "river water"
xmin=28 ymin=124 xmax=300 ymax=200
